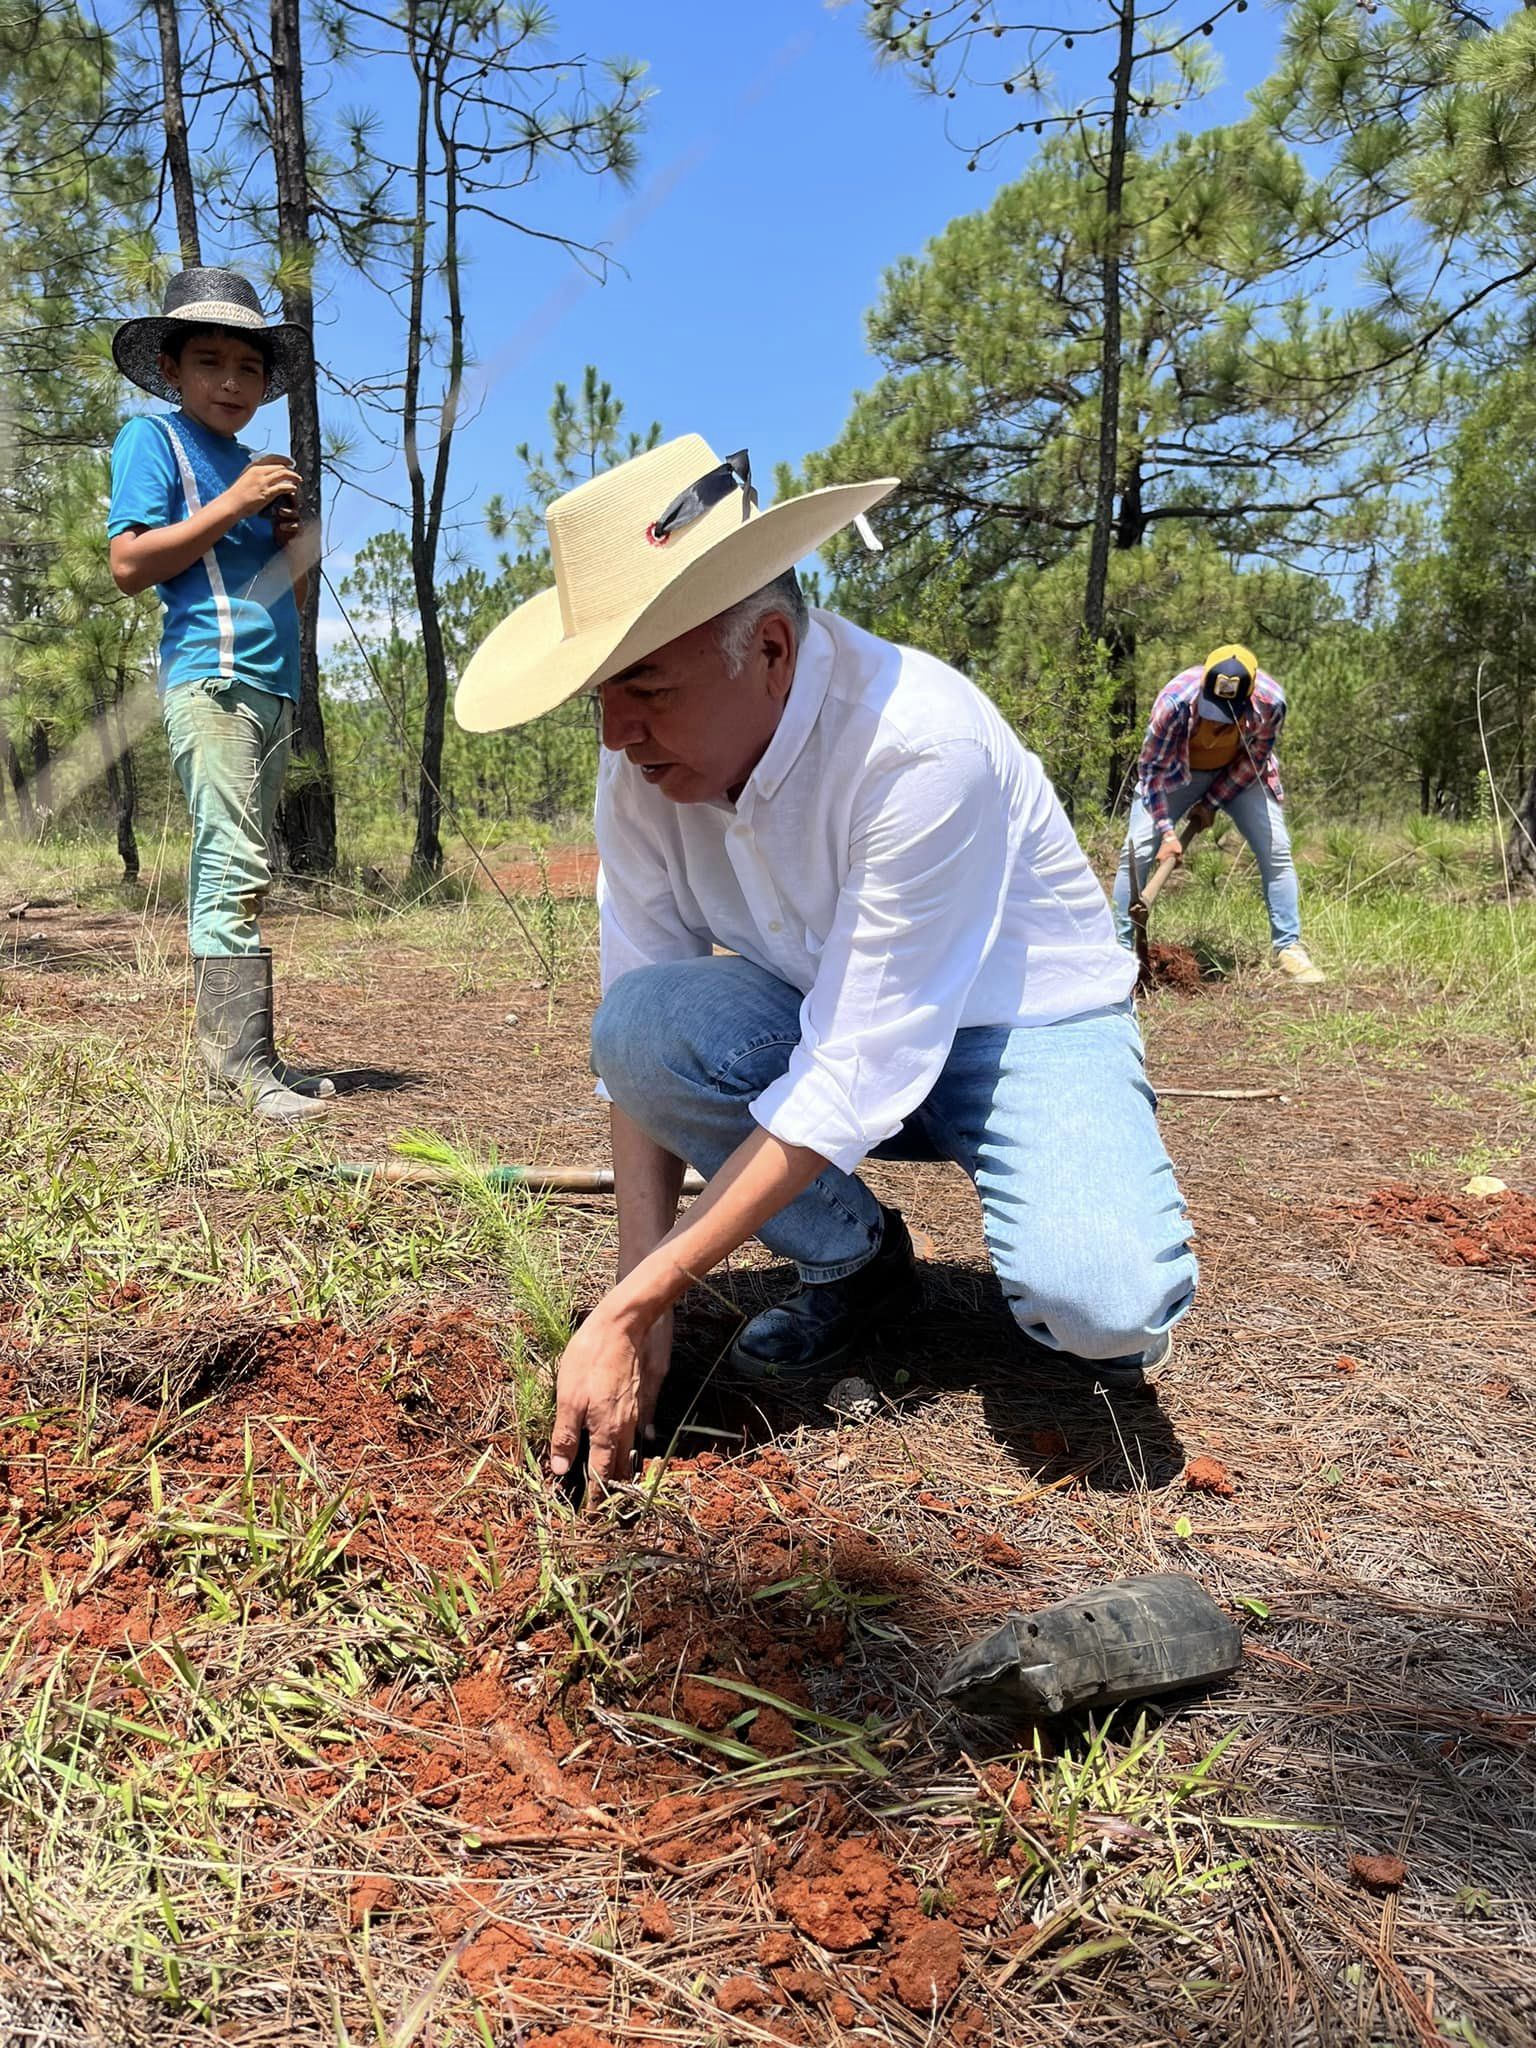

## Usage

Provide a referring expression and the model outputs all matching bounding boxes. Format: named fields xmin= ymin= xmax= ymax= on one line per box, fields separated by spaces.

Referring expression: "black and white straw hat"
xmin=111 ymin=266 xmax=309 ymax=405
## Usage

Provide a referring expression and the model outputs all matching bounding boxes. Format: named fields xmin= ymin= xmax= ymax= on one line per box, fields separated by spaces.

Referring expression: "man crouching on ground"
xmin=455 ymin=439 xmax=1197 ymax=1487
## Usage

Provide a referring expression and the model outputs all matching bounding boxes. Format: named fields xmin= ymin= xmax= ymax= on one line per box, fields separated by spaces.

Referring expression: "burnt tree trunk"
xmin=404 ymin=4 xmax=466 ymax=881
xmin=1508 ymin=761 xmax=1536 ymax=888
xmin=270 ymin=0 xmax=337 ymax=875
xmin=1104 ymin=452 xmax=1147 ymax=811
xmin=29 ymin=721 xmax=52 ymax=822
xmin=153 ymin=0 xmax=202 ymax=264
xmin=94 ymin=667 xmax=141 ymax=881
xmin=3 ymin=730 xmax=35 ymax=836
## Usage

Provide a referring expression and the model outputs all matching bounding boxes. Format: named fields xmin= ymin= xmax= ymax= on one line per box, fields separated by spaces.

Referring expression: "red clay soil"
xmin=1353 ymin=1183 xmax=1536 ymax=1272
xmin=485 ymin=846 xmax=599 ymax=898
xmin=1145 ymin=942 xmax=1204 ymax=994
xmin=1 ymin=1308 xmax=1013 ymax=2035
xmin=1 ymin=1306 xmax=515 ymax=1653
xmin=1183 ymin=1455 xmax=1238 ymax=1498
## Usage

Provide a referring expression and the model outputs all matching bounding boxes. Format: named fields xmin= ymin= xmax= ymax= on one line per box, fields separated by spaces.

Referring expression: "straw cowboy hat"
xmin=455 ymin=436 xmax=898 ymax=733
xmin=112 ymin=266 xmax=309 ymax=405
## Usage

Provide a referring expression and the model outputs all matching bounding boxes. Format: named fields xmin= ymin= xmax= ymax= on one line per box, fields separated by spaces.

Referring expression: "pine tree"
xmin=0 ymin=1 xmax=154 ymax=852
xmin=329 ymin=5 xmax=648 ymax=879
xmin=1261 ymin=0 xmax=1536 ymax=878
xmin=795 ymin=119 xmax=1437 ymax=809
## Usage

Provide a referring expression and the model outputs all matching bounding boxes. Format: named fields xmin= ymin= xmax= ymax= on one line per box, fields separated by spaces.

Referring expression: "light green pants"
xmin=162 ymin=678 xmax=294 ymax=956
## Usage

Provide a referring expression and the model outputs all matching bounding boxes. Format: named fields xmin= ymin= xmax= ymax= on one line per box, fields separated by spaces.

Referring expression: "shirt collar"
xmin=738 ymin=612 xmax=834 ymax=806
xmin=173 ymin=409 xmax=245 ymax=456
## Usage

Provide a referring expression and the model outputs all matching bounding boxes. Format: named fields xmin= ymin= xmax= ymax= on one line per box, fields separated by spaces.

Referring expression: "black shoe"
xmin=727 ymin=1207 xmax=921 ymax=1381
xmin=1025 ymin=1329 xmax=1172 ymax=1394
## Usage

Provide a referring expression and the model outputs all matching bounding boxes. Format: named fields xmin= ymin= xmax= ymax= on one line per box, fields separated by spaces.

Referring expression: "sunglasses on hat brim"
xmin=647 ymin=450 xmax=756 ymax=546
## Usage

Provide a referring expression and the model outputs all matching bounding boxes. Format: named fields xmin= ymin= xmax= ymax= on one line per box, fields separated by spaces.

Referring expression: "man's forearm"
xmin=1144 ymin=783 xmax=1174 ymax=838
xmin=604 ymin=1123 xmax=830 ymax=1335
xmin=610 ymin=1103 xmax=687 ymax=1279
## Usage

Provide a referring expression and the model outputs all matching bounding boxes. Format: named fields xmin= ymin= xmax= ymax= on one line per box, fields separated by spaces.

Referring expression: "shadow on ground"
xmin=666 ymin=1256 xmax=1187 ymax=1492
xmin=327 ymin=1065 xmax=428 ymax=1097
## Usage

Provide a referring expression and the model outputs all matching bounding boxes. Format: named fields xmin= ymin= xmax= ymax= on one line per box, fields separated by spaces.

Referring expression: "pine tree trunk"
xmin=1104 ymin=454 xmax=1147 ymax=811
xmin=3 ymin=731 xmax=35 ymax=835
xmin=116 ymin=745 xmax=140 ymax=881
xmin=410 ymin=543 xmax=447 ymax=875
xmin=1082 ymin=0 xmax=1134 ymax=657
xmin=29 ymin=722 xmax=52 ymax=821
xmin=1508 ymin=761 xmax=1536 ymax=888
xmin=270 ymin=0 xmax=337 ymax=876
xmin=153 ymin=0 xmax=202 ymax=265
xmin=94 ymin=670 xmax=140 ymax=881
xmin=404 ymin=9 xmax=461 ymax=882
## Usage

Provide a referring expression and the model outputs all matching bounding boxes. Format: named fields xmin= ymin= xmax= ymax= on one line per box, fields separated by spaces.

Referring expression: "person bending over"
xmin=456 ymin=439 xmax=1198 ymax=1485
xmin=1112 ymin=644 xmax=1325 ymax=986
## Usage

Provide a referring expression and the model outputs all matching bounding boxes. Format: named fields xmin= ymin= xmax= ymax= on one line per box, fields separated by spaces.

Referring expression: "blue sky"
xmin=305 ymin=0 xmax=1289 ymax=631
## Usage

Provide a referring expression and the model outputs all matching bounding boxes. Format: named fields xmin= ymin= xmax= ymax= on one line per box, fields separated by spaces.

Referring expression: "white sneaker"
xmin=1274 ymin=943 xmax=1326 ymax=986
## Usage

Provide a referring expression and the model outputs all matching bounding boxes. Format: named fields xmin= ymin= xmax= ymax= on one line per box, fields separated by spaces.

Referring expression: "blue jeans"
xmin=162 ymin=678 xmax=293 ymax=956
xmin=1111 ymin=774 xmax=1302 ymax=950
xmin=592 ymin=956 xmax=1197 ymax=1366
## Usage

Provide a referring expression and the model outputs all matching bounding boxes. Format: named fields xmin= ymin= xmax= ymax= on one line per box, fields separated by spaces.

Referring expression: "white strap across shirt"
xmin=595 ymin=609 xmax=1136 ymax=1175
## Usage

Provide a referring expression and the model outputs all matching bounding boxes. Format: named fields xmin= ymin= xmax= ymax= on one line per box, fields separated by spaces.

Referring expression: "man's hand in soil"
xmin=550 ymin=1303 xmax=672 ymax=1489
xmin=550 ymin=1122 xmax=831 ymax=1496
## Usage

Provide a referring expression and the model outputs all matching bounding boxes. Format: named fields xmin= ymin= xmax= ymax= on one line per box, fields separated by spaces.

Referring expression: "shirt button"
xmin=769 ymin=920 xmax=782 ymax=932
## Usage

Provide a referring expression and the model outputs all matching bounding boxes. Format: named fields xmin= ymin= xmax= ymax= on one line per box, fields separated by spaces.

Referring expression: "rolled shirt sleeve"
xmin=750 ymin=740 xmax=1011 ymax=1174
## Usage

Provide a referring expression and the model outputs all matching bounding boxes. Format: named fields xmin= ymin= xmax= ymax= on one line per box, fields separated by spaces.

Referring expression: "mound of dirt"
xmin=0 ymin=1305 xmax=518 ymax=1653
xmin=1146 ymin=942 xmax=1204 ymax=994
xmin=1353 ymin=1183 xmax=1536 ymax=1273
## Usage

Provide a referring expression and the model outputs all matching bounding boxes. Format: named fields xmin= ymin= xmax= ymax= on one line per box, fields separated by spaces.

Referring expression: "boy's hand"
xmin=222 ymin=454 xmax=302 ymax=524
xmin=270 ymin=503 xmax=303 ymax=548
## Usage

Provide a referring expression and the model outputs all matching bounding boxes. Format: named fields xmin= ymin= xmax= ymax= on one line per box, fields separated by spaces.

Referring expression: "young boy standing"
xmin=109 ymin=266 xmax=333 ymax=1120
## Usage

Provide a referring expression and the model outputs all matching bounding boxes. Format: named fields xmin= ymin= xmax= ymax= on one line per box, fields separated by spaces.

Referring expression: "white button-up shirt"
xmin=596 ymin=609 xmax=1136 ymax=1175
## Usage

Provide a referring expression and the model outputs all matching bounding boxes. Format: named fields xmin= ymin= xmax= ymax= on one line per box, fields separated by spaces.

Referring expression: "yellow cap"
xmin=1202 ymin=643 xmax=1257 ymax=684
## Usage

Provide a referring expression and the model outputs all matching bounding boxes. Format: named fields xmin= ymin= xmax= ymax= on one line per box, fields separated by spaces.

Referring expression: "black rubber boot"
xmin=194 ymin=954 xmax=328 ymax=1123
xmin=727 ymin=1206 xmax=921 ymax=1381
xmin=258 ymin=950 xmax=335 ymax=1098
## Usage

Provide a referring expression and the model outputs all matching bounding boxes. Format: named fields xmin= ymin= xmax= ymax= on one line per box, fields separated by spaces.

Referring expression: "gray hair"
xmin=711 ymin=569 xmax=808 ymax=676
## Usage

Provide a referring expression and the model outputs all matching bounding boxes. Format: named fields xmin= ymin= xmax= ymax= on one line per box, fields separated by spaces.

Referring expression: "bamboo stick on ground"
xmin=332 ymin=1159 xmax=708 ymax=1196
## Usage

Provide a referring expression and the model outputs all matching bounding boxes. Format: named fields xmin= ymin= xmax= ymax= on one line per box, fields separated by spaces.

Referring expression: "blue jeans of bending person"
xmin=592 ymin=955 xmax=1197 ymax=1367
xmin=162 ymin=677 xmax=293 ymax=957
xmin=1110 ymin=773 xmax=1301 ymax=951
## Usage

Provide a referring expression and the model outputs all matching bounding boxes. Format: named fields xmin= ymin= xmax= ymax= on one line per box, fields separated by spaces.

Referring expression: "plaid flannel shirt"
xmin=1136 ymin=665 xmax=1287 ymax=838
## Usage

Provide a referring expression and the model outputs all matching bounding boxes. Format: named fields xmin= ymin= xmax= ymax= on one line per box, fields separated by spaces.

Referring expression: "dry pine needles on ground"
xmin=1 ymin=892 xmax=1534 ymax=2047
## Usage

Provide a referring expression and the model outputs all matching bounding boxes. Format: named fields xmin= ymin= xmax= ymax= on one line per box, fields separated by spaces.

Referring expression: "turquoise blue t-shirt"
xmin=107 ymin=412 xmax=300 ymax=701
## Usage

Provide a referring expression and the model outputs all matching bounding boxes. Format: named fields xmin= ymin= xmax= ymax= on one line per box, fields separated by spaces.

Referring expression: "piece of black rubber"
xmin=938 ymin=1572 xmax=1243 ymax=1718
